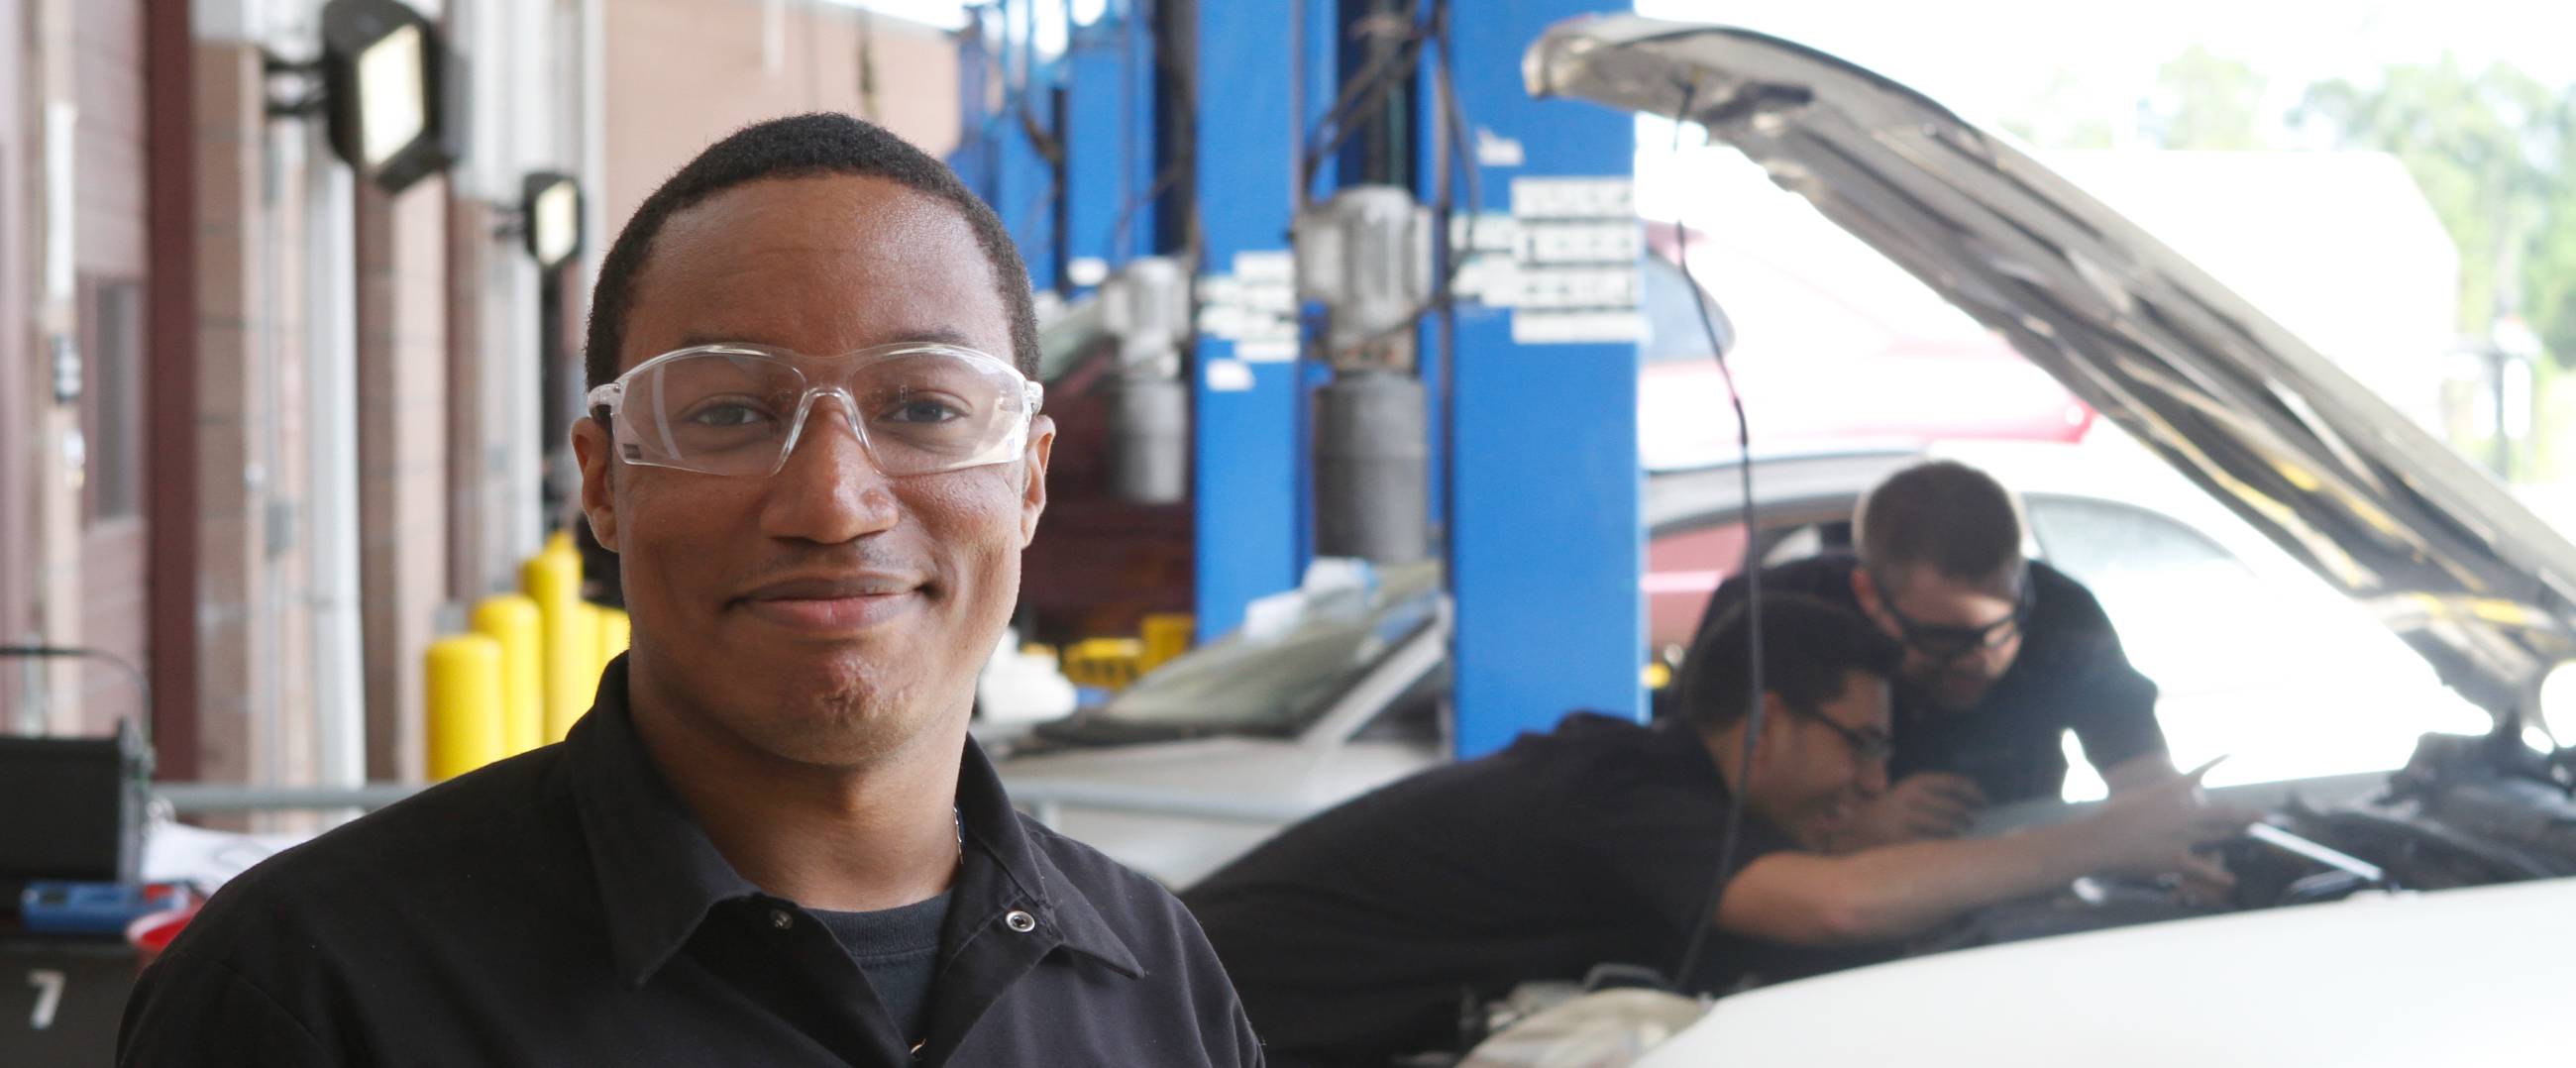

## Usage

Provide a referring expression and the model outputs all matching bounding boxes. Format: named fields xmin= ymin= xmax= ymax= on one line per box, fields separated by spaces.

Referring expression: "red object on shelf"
xmin=125 ymin=899 xmax=201 ymax=966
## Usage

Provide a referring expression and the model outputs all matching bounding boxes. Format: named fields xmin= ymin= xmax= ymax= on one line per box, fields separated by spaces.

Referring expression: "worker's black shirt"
xmin=1182 ymin=713 xmax=1800 ymax=1066
xmin=119 ymin=658 xmax=1263 ymax=1067
xmin=1697 ymin=554 xmax=2166 ymax=803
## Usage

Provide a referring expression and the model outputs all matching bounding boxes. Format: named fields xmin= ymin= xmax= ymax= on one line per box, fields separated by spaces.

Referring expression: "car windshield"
xmin=1064 ymin=562 xmax=1443 ymax=738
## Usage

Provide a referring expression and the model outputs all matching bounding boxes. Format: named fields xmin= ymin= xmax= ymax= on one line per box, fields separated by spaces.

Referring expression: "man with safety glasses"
xmin=122 ymin=114 xmax=1260 ymax=1066
xmin=1694 ymin=460 xmax=2183 ymax=852
xmin=1187 ymin=594 xmax=2249 ymax=1067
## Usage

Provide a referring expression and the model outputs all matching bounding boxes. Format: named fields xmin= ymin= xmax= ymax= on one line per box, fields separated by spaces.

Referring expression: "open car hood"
xmin=1527 ymin=15 xmax=2576 ymax=723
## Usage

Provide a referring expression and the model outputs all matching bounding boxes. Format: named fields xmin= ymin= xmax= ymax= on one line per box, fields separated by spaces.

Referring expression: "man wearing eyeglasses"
xmin=1694 ymin=459 xmax=2182 ymax=852
xmin=122 ymin=114 xmax=1260 ymax=1066
xmin=1186 ymin=594 xmax=2247 ymax=1067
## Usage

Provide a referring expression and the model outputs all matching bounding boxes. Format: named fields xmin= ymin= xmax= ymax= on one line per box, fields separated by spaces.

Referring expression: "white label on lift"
xmin=1204 ymin=358 xmax=1256 ymax=392
xmin=1513 ymin=310 xmax=1645 ymax=344
xmin=1196 ymin=251 xmax=1299 ymax=363
xmin=1509 ymin=176 xmax=1634 ymax=220
xmin=1496 ymin=177 xmax=1639 ymax=344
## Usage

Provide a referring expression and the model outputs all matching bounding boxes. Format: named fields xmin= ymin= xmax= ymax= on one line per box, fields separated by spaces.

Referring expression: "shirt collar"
xmin=565 ymin=657 xmax=763 ymax=987
xmin=951 ymin=735 xmax=1144 ymax=979
xmin=567 ymin=656 xmax=1141 ymax=986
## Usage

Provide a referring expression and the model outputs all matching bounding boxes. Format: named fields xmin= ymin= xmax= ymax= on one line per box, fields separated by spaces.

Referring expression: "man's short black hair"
xmin=1674 ymin=592 xmax=1899 ymax=733
xmin=1855 ymin=460 xmax=2024 ymax=594
xmin=583 ymin=112 xmax=1041 ymax=391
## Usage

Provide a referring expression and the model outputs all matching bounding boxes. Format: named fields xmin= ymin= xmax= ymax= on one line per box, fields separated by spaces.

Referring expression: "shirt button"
xmin=769 ymin=908 xmax=794 ymax=930
xmin=1004 ymin=909 xmax=1036 ymax=933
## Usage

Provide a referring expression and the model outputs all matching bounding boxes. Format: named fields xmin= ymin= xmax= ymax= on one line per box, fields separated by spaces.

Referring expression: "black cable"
xmin=1430 ymin=0 xmax=1465 ymax=560
xmin=1669 ymin=86 xmax=1766 ymax=991
xmin=0 ymin=644 xmax=156 ymax=742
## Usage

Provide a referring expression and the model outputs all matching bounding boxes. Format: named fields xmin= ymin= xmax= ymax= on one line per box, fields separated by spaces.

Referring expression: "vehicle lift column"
xmin=1183 ymin=0 xmax=1341 ymax=637
xmin=963 ymin=2 xmax=1642 ymax=753
xmin=1436 ymin=3 xmax=1644 ymax=754
xmin=1222 ymin=0 xmax=1642 ymax=752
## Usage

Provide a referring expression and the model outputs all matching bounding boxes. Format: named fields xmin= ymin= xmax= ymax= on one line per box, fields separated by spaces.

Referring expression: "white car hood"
xmin=1525 ymin=16 xmax=2576 ymax=722
xmin=1636 ymin=877 xmax=2576 ymax=1066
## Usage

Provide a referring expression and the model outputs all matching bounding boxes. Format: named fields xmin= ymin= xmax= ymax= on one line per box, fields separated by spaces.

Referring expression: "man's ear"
xmin=1749 ymin=691 xmax=1794 ymax=765
xmin=1731 ymin=699 xmax=1792 ymax=772
xmin=1017 ymin=414 xmax=1056 ymax=548
xmin=572 ymin=415 xmax=619 ymax=551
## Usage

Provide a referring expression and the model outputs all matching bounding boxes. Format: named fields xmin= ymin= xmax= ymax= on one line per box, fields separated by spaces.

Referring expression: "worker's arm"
xmin=2100 ymin=750 xmax=2181 ymax=794
xmin=1717 ymin=772 xmax=2253 ymax=946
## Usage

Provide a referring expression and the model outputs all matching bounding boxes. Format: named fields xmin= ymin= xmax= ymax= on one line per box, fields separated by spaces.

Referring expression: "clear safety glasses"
xmin=585 ymin=341 xmax=1043 ymax=479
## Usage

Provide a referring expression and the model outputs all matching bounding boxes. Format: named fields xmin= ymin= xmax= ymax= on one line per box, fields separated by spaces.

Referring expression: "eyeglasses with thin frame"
xmin=585 ymin=341 xmax=1043 ymax=479
xmin=1871 ymin=566 xmax=2036 ymax=664
xmin=1780 ymin=702 xmax=1895 ymax=763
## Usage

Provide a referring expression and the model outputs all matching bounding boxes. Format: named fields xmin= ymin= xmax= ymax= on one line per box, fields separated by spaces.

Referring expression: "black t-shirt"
xmin=1182 ymin=713 xmax=1801 ymax=1066
xmin=812 ymin=891 xmax=951 ymax=1045
xmin=1696 ymin=554 xmax=2166 ymax=803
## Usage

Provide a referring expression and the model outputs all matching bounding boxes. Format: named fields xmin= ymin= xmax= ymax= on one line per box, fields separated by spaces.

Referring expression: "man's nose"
xmin=1859 ymin=758 xmax=1890 ymax=796
xmin=1975 ymin=637 xmax=2015 ymax=672
xmin=759 ymin=393 xmax=900 ymax=543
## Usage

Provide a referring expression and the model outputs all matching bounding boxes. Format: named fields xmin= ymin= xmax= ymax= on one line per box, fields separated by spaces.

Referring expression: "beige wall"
xmin=601 ymin=0 xmax=961 ymax=243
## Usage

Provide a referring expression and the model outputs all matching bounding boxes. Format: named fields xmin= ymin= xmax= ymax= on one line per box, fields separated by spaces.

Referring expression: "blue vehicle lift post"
xmin=960 ymin=1 xmax=1642 ymax=755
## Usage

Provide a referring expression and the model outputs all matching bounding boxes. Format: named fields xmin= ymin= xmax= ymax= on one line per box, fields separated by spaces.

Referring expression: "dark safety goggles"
xmin=1872 ymin=566 xmax=2036 ymax=663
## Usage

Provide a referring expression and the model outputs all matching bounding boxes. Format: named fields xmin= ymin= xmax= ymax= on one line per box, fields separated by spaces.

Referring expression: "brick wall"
xmin=602 ymin=0 xmax=961 ymax=240
xmin=189 ymin=42 xmax=270 ymax=785
xmin=355 ymin=176 xmax=450 ymax=782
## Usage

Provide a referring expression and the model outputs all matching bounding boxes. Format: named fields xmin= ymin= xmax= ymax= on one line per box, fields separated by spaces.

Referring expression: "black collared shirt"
xmin=1182 ymin=713 xmax=1802 ymax=1066
xmin=1696 ymin=554 xmax=2167 ymax=803
xmin=119 ymin=658 xmax=1263 ymax=1067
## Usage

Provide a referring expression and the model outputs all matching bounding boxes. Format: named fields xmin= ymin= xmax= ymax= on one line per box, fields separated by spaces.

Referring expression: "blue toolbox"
xmin=18 ymin=881 xmax=192 ymax=937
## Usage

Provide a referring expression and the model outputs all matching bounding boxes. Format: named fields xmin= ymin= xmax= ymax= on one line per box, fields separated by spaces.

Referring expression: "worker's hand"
xmin=2172 ymin=849 xmax=2237 ymax=907
xmin=2086 ymin=760 xmax=2258 ymax=879
xmin=1830 ymin=773 xmax=1988 ymax=851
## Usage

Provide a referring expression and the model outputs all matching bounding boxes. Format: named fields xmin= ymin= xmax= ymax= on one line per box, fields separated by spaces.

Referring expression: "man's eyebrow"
xmin=670 ymin=327 xmax=986 ymax=352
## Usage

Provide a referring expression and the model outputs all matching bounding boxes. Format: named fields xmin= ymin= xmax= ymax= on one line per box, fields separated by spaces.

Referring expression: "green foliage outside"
xmin=2006 ymin=48 xmax=2576 ymax=485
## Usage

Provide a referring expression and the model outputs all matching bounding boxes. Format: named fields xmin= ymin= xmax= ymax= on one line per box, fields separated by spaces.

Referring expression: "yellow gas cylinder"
xmin=523 ymin=544 xmax=590 ymax=742
xmin=425 ymin=634 xmax=506 ymax=780
xmin=471 ymin=593 xmax=545 ymax=755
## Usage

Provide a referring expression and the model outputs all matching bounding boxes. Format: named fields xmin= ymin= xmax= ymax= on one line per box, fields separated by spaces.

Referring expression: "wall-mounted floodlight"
xmin=522 ymin=172 xmax=585 ymax=270
xmin=316 ymin=0 xmax=463 ymax=193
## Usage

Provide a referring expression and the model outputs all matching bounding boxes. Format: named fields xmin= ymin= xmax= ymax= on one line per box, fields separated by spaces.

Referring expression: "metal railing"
xmin=152 ymin=777 xmax=1317 ymax=828
xmin=1002 ymin=779 xmax=1315 ymax=829
xmin=155 ymin=781 xmax=423 ymax=814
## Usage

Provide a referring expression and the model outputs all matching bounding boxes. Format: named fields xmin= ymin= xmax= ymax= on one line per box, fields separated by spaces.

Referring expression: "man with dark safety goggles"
xmin=1689 ymin=460 xmax=2187 ymax=858
xmin=1187 ymin=594 xmax=2250 ymax=1068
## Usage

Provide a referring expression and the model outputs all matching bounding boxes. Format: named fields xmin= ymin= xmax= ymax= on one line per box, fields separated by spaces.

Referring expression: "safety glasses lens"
xmin=613 ymin=348 xmax=1030 ymax=477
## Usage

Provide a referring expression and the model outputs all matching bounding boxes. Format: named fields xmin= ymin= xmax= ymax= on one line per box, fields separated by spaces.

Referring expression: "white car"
xmin=1509 ymin=13 xmax=2576 ymax=1061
